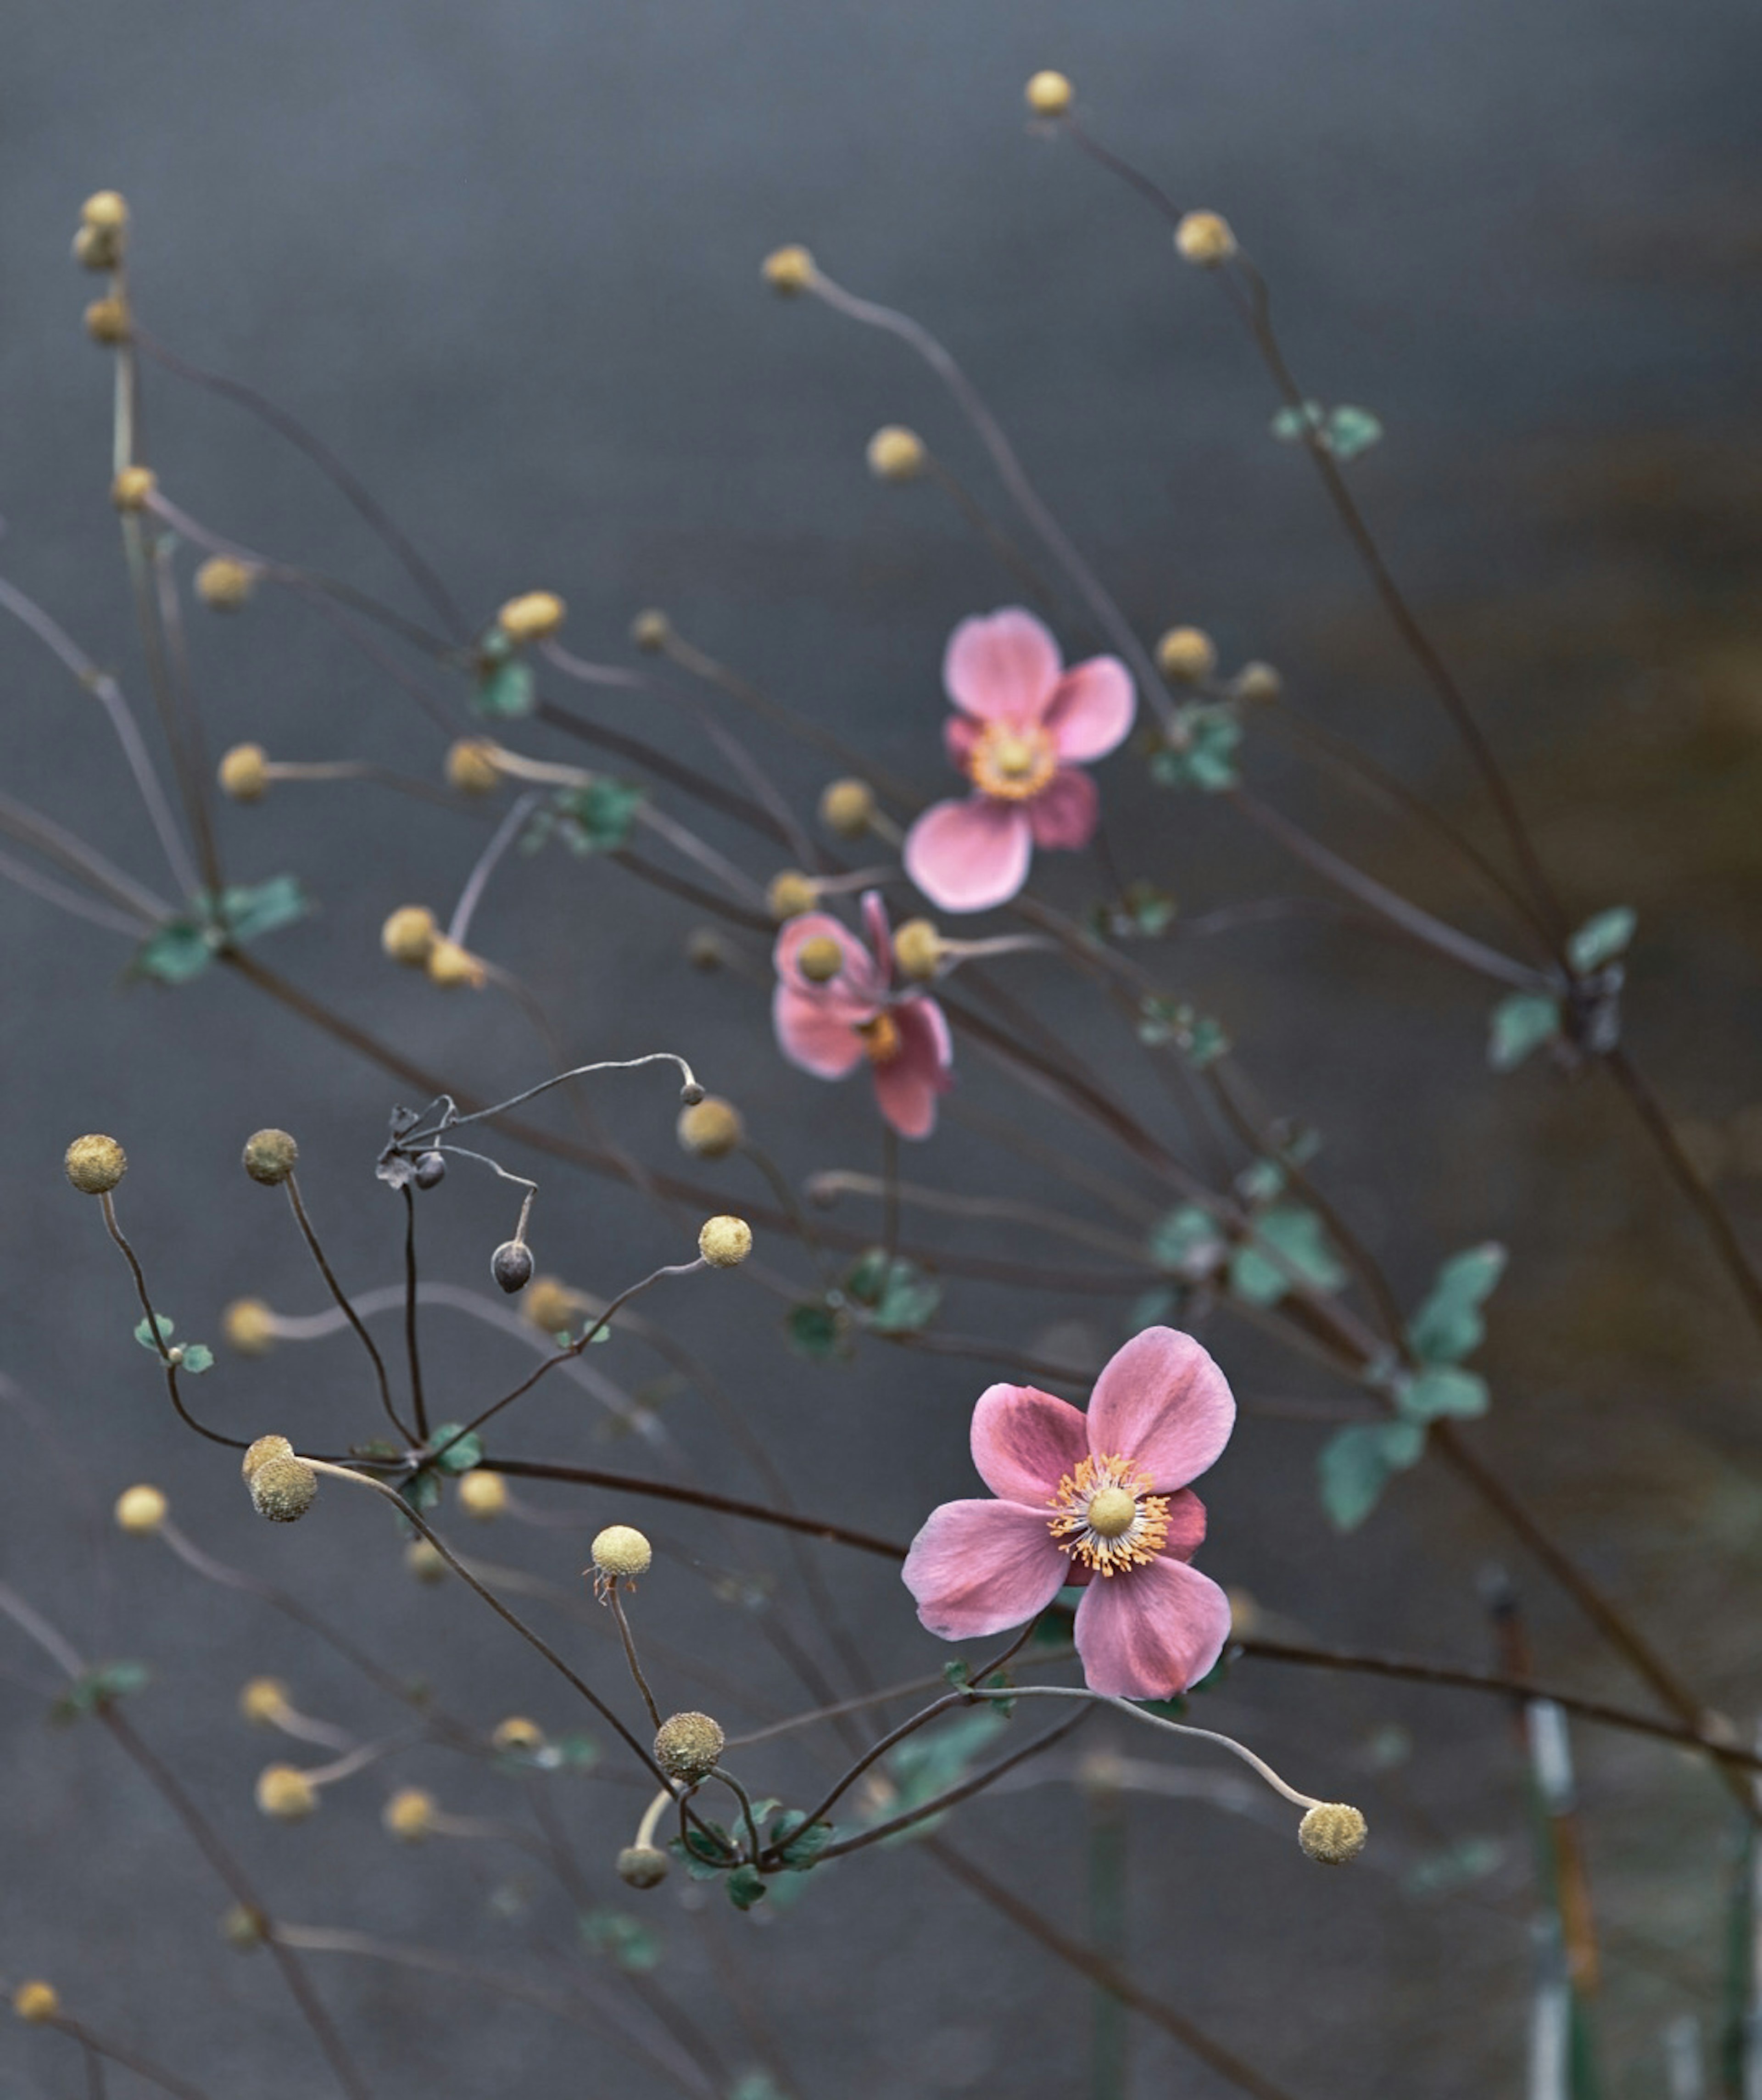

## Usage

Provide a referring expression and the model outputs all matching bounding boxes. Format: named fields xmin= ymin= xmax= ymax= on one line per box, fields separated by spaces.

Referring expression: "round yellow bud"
xmin=1175 ymin=211 xmax=1238 ymax=268
xmin=767 ymin=869 xmax=819 ymax=922
xmin=196 ymin=556 xmax=256 ymax=610
xmin=114 ymin=1484 xmax=167 ymax=1536
xmin=762 ymin=245 xmax=815 ymax=295
xmin=243 ymin=1434 xmax=294 ymax=1478
xmin=892 ymin=916 xmax=943 ymax=983
xmin=405 ymin=1539 xmax=449 ymax=1584
xmin=630 ymin=608 xmax=671 ymax=653
xmin=64 ymin=1133 xmax=127 ymax=1195
xmin=242 ymin=1128 xmax=298 ymax=1186
xmin=1155 ymin=626 xmax=1218 ymax=683
xmin=491 ymin=1715 xmax=545 ymax=1754
xmin=617 ymin=1844 xmax=670 ymax=1889
xmin=111 ymin=465 xmax=156 ymax=512
xmin=12 ymin=1981 xmax=60 ymax=2024
xmin=654 ymin=1710 xmax=726 ymax=1784
xmin=81 ymin=190 xmax=129 ymax=232
xmin=425 ymin=936 xmax=486 ymax=990
xmin=221 ymin=1904 xmax=268 ymax=1951
xmin=383 ymin=1787 xmax=437 ymax=1842
xmin=255 ymin=1763 xmax=318 ymax=1821
xmin=819 ymin=777 xmax=876 ymax=838
xmin=591 ymin=1524 xmax=653 ymax=1580
xmin=219 ymin=743 xmax=270 ymax=801
xmin=1298 ymin=1802 xmax=1368 ymax=1865
xmin=84 ymin=295 xmax=130 ymax=344
xmin=239 ymin=1676 xmax=290 ymax=1726
xmin=446 ymin=739 xmax=501 ymax=795
xmin=497 ymin=591 xmax=566 ymax=643
xmin=698 ymin=1215 xmax=753 ymax=1269
xmin=223 ymin=1298 xmax=278 ymax=1356
xmin=524 ymin=1275 xmax=584 ymax=1335
xmin=73 ymin=223 xmax=121 ymax=269
xmin=457 ymin=1469 xmax=508 ymax=1521
xmin=1025 ymin=70 xmax=1074 ymax=117
xmin=796 ymin=935 xmax=844 ymax=984
xmin=1232 ymin=660 xmax=1283 ymax=707
xmin=381 ymin=904 xmax=438 ymax=967
xmin=677 ymin=1095 xmax=744 ymax=1160
xmin=866 ymin=425 xmax=926 ymax=483
xmin=247 ymin=1454 xmax=318 ymax=1524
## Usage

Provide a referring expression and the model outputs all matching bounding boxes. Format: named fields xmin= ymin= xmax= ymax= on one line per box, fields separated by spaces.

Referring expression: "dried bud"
xmin=1025 ymin=70 xmax=1074 ymax=116
xmin=1232 ymin=660 xmax=1283 ymax=707
xmin=196 ymin=557 xmax=256 ymax=611
xmin=457 ymin=1469 xmax=508 ymax=1520
xmin=223 ymin=1298 xmax=278 ymax=1356
xmin=84 ymin=295 xmax=130 ymax=344
xmin=64 ymin=1133 xmax=126 ymax=1195
xmin=767 ymin=869 xmax=819 ymax=922
xmin=697 ymin=1215 xmax=752 ymax=1269
xmin=819 ymin=777 xmax=876 ymax=838
xmin=255 ymin=1763 xmax=318 ymax=1821
xmin=12 ymin=1981 xmax=60 ymax=2024
xmin=866 ymin=425 xmax=926 ymax=482
xmin=242 ymin=1128 xmax=298 ymax=1185
xmin=677 ymin=1095 xmax=744 ymax=1160
xmin=239 ymin=1676 xmax=290 ymax=1726
xmin=111 ymin=465 xmax=156 ymax=512
xmin=524 ymin=1275 xmax=584 ymax=1335
xmin=491 ymin=1715 xmax=544 ymax=1754
xmin=405 ymin=1539 xmax=449 ymax=1584
xmin=1298 ymin=1802 xmax=1368 ymax=1865
xmin=796 ymin=935 xmax=845 ymax=984
xmin=617 ymin=1845 xmax=670 ymax=1889
xmin=383 ymin=1787 xmax=437 ymax=1842
xmin=591 ymin=1524 xmax=653 ymax=1580
xmin=496 ymin=591 xmax=566 ymax=643
xmin=761 ymin=244 xmax=815 ymax=295
xmin=220 ymin=1905 xmax=268 ymax=1951
xmin=1154 ymin=626 xmax=1218 ymax=683
xmin=247 ymin=1453 xmax=318 ymax=1524
xmin=630 ymin=608 xmax=670 ymax=653
xmin=114 ymin=1484 xmax=167 ymax=1536
xmin=491 ymin=1240 xmax=534 ymax=1294
xmin=426 ymin=936 xmax=487 ymax=990
xmin=219 ymin=743 xmax=270 ymax=801
xmin=381 ymin=905 xmax=438 ymax=967
xmin=892 ymin=917 xmax=943 ymax=982
xmin=446 ymin=739 xmax=501 ymax=795
xmin=1174 ymin=211 xmax=1237 ymax=267
xmin=413 ymin=1151 xmax=447 ymax=1190
xmin=654 ymin=1710 xmax=725 ymax=1785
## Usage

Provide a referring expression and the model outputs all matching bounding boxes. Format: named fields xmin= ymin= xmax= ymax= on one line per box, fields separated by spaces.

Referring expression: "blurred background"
xmin=3 ymin=0 xmax=1761 ymax=2093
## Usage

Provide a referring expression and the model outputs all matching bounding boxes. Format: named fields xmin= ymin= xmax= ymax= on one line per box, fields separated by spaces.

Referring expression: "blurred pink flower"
xmin=903 ymin=608 xmax=1135 ymax=914
xmin=772 ymin=890 xmax=953 ymax=1139
xmin=902 ymin=1328 xmax=1234 ymax=1698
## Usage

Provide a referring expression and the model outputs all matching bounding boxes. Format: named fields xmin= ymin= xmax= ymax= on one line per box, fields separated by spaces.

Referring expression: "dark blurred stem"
xmin=49 ymin=2018 xmax=205 ymax=2100
xmin=923 ymin=453 xmax=1061 ymax=614
xmin=284 ymin=1174 xmax=413 ymax=1445
xmin=400 ymin=1185 xmax=428 ymax=1441
xmin=99 ymin=1191 xmax=244 ymax=1451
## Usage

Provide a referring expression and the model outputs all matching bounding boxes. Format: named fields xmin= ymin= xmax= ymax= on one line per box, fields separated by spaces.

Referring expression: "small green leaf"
xmin=1397 ymin=1366 xmax=1489 ymax=1422
xmin=548 ymin=779 xmax=645 ymax=854
xmin=1318 ymin=1419 xmax=1426 ymax=1532
xmin=1324 ymin=404 xmax=1383 ymax=461
xmin=1229 ymin=1203 xmax=1346 ymax=1307
xmin=1271 ymin=400 xmax=1327 ymax=443
xmin=769 ymin=1813 xmax=836 ymax=1869
xmin=475 ymin=658 xmax=535 ymax=719
xmin=844 ymin=1251 xmax=941 ymax=1335
xmin=1567 ymin=906 xmax=1636 ymax=973
xmin=730 ymin=2074 xmax=789 ymax=2100
xmin=399 ymin=1469 xmax=443 ymax=1516
xmin=784 ymin=1301 xmax=851 ymax=1361
xmin=1147 ymin=1204 xmax=1225 ymax=1279
xmin=52 ymin=1659 xmax=150 ymax=1723
xmin=580 ymin=1909 xmax=661 ymax=1971
xmin=220 ymin=875 xmax=310 ymax=945
xmin=1489 ymin=992 xmax=1561 ymax=1072
xmin=131 ymin=919 xmax=215 ymax=984
xmin=725 ymin=1865 xmax=769 ymax=1911
xmin=1149 ymin=710 xmax=1241 ymax=794
xmin=1408 ymin=1242 xmax=1507 ymax=1364
xmin=427 ymin=1423 xmax=484 ymax=1476
xmin=1235 ymin=1158 xmax=1285 ymax=1207
xmin=178 ymin=1342 xmax=215 ymax=1376
xmin=134 ymin=1313 xmax=176 ymax=1351
xmin=878 ymin=1708 xmax=1010 ymax=1842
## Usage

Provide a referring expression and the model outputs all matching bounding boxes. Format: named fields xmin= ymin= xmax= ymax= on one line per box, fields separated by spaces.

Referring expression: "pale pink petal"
xmin=1045 ymin=656 xmax=1135 ymax=761
xmin=860 ymin=889 xmax=893 ymax=981
xmin=943 ymin=609 xmax=1063 ymax=723
xmin=903 ymin=1498 xmax=1071 ymax=1641
xmin=1026 ymin=767 xmax=1099 ymax=852
xmin=774 ymin=912 xmax=885 ymax=1005
xmin=904 ymin=797 xmax=1034 ymax=914
xmin=970 ymin=1382 xmax=1089 ymax=1504
xmin=1073 ymin=1554 xmax=1232 ymax=1698
xmin=1159 ymin=1487 xmax=1208 ymax=1564
xmin=943 ymin=715 xmax=981 ymax=771
xmin=772 ymin=984 xmax=866 ymax=1079
xmin=870 ymin=998 xmax=954 ymax=1139
xmin=1086 ymin=1327 xmax=1236 ymax=1492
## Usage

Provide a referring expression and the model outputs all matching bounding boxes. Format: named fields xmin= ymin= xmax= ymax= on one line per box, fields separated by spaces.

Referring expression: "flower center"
xmin=857 ymin=1012 xmax=902 ymax=1065
xmin=1047 ymin=1453 xmax=1171 ymax=1576
xmin=967 ymin=720 xmax=1058 ymax=802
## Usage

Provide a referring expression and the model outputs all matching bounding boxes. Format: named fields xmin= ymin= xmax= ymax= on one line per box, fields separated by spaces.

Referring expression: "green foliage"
xmin=134 ymin=1313 xmax=176 ymax=1352
xmin=474 ymin=656 xmax=535 ymax=719
xmin=1091 ymin=881 xmax=1177 ymax=940
xmin=1146 ymin=1204 xmax=1226 ymax=1277
xmin=674 ymin=1819 xmax=740 ymax=1880
xmin=579 ymin=1909 xmax=661 ymax=1972
xmin=1149 ymin=708 xmax=1241 ymax=792
xmin=523 ymin=780 xmax=645 ymax=855
xmin=1567 ymin=905 xmax=1636 ymax=973
xmin=426 ymin=1423 xmax=484 ymax=1475
xmin=1408 ymin=1243 xmax=1507 ymax=1364
xmin=399 ymin=1469 xmax=443 ymax=1516
xmin=1271 ymin=400 xmax=1384 ymax=461
xmin=1396 ymin=1365 xmax=1489 ymax=1422
xmin=876 ymin=1708 xmax=1010 ymax=1843
xmin=1229 ymin=1202 xmax=1346 ymax=1307
xmin=52 ymin=1659 xmax=150 ymax=1723
xmin=1488 ymin=991 xmax=1561 ymax=1071
xmin=725 ymin=1865 xmax=768 ymax=1911
xmin=177 ymin=1342 xmax=214 ymax=1375
xmin=729 ymin=2076 xmax=790 ymax=2100
xmin=784 ymin=1301 xmax=851 ymax=1361
xmin=844 ymin=1250 xmax=941 ymax=1335
xmin=1318 ymin=1419 xmax=1425 ymax=1532
xmin=222 ymin=875 xmax=311 ymax=944
xmin=767 ymin=1810 xmax=836 ymax=1870
xmin=131 ymin=877 xmax=311 ymax=985
xmin=1137 ymin=1000 xmax=1231 ymax=1066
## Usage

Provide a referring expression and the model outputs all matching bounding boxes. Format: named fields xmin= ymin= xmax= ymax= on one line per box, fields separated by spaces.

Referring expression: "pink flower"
xmin=772 ymin=890 xmax=953 ymax=1140
xmin=903 ymin=608 xmax=1135 ymax=915
xmin=902 ymin=1328 xmax=1234 ymax=1698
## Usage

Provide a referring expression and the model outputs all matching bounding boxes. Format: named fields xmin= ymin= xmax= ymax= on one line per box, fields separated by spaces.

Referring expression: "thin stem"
xmin=283 ymin=1174 xmax=413 ymax=1445
xmin=39 ymin=2017 xmax=210 ymax=2100
xmin=446 ymin=789 xmax=540 ymax=944
xmin=922 ymin=452 xmax=1061 ymax=612
xmin=608 ymin=1585 xmax=663 ymax=1729
xmin=713 ymin=1764 xmax=765 ymax=1866
xmin=0 ymin=846 xmax=148 ymax=935
xmin=0 ymin=788 xmax=171 ymax=924
xmin=400 ymin=1186 xmax=428 ymax=1442
xmin=98 ymin=1191 xmax=245 ymax=1450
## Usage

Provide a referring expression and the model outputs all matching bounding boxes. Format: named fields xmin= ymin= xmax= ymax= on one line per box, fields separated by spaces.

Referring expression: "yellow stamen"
xmin=967 ymin=720 xmax=1058 ymax=803
xmin=1048 ymin=1453 xmax=1171 ymax=1576
xmin=856 ymin=1012 xmax=902 ymax=1065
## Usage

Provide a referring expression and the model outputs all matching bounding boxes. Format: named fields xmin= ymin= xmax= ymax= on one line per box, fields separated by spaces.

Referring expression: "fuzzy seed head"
xmin=697 ymin=1215 xmax=753 ymax=1269
xmin=12 ymin=1981 xmax=59 ymax=2024
xmin=445 ymin=739 xmax=501 ymax=795
xmin=1025 ymin=70 xmax=1074 ymax=116
xmin=84 ymin=295 xmax=131 ymax=344
xmin=892 ymin=916 xmax=943 ymax=982
xmin=496 ymin=590 xmax=566 ymax=643
xmin=866 ymin=424 xmax=926 ymax=482
xmin=457 ymin=1469 xmax=508 ymax=1520
xmin=64 ymin=1133 xmax=126 ymax=1195
xmin=491 ymin=1715 xmax=544 ymax=1754
xmin=1175 ymin=211 xmax=1237 ymax=267
xmin=405 ymin=1539 xmax=449 ymax=1584
xmin=617 ymin=1845 xmax=670 ymax=1889
xmin=524 ymin=1275 xmax=583 ymax=1335
xmin=1298 ymin=1802 xmax=1368 ymax=1865
xmin=242 ymin=1434 xmax=295 ymax=1480
xmin=111 ymin=465 xmax=156 ymax=512
xmin=654 ymin=1710 xmax=725 ymax=1784
xmin=239 ymin=1676 xmax=290 ymax=1726
xmin=630 ymin=607 xmax=671 ymax=653
xmin=762 ymin=244 xmax=815 ymax=295
xmin=219 ymin=743 xmax=269 ymax=801
xmin=767 ymin=869 xmax=819 ymax=922
xmin=796 ymin=935 xmax=844 ymax=983
xmin=248 ymin=1454 xmax=318 ymax=1524
xmin=677 ymin=1095 xmax=744 ymax=1160
xmin=1155 ymin=626 xmax=1218 ymax=683
xmin=223 ymin=1298 xmax=278 ymax=1356
xmin=196 ymin=557 xmax=256 ymax=611
xmin=81 ymin=190 xmax=128 ymax=232
xmin=381 ymin=905 xmax=438 ymax=967
xmin=114 ymin=1483 xmax=167 ymax=1536
xmin=1232 ymin=659 xmax=1283 ymax=706
xmin=591 ymin=1524 xmax=652 ymax=1580
xmin=383 ymin=1787 xmax=437 ymax=1841
xmin=255 ymin=1763 xmax=318 ymax=1821
xmin=242 ymin=1128 xmax=298 ymax=1185
xmin=426 ymin=936 xmax=487 ymax=990
xmin=819 ymin=777 xmax=876 ymax=838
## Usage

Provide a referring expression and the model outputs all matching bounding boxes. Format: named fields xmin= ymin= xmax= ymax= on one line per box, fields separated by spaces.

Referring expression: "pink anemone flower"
xmin=903 ymin=607 xmax=1135 ymax=914
xmin=772 ymin=890 xmax=953 ymax=1140
xmin=902 ymin=1327 xmax=1234 ymax=1699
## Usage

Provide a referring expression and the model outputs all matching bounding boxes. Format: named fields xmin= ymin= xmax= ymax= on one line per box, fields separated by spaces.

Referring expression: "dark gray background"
xmin=4 ymin=1 xmax=1761 ymax=2094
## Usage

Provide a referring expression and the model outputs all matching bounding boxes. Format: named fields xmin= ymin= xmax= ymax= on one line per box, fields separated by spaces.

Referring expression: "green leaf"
xmin=784 ymin=1301 xmax=850 ymax=1361
xmin=1325 ymin=404 xmax=1383 ymax=461
xmin=1408 ymin=1242 xmax=1507 ymax=1364
xmin=427 ymin=1423 xmax=484 ymax=1475
xmin=399 ymin=1469 xmax=443 ymax=1516
xmin=475 ymin=658 xmax=535 ymax=720
xmin=725 ymin=1865 xmax=769 ymax=1911
xmin=130 ymin=877 xmax=310 ymax=984
xmin=220 ymin=875 xmax=310 ymax=944
xmin=1149 ymin=710 xmax=1241 ymax=794
xmin=1567 ymin=905 xmax=1636 ymax=973
xmin=52 ymin=1659 xmax=150 ymax=1723
xmin=1229 ymin=1203 xmax=1346 ymax=1307
xmin=1235 ymin=1158 xmax=1285 ymax=1207
xmin=1397 ymin=1365 xmax=1489 ymax=1422
xmin=1489 ymin=991 xmax=1561 ymax=1072
xmin=134 ymin=1313 xmax=175 ymax=1351
xmin=730 ymin=2075 xmax=789 ymax=2100
xmin=177 ymin=1342 xmax=215 ymax=1375
xmin=1146 ymin=1204 xmax=1226 ymax=1278
xmin=550 ymin=779 xmax=644 ymax=854
xmin=579 ymin=1909 xmax=661 ymax=1972
xmin=131 ymin=918 xmax=215 ymax=984
xmin=878 ymin=1708 xmax=1010 ymax=1843
xmin=1271 ymin=400 xmax=1327 ymax=443
xmin=844 ymin=1250 xmax=942 ymax=1335
xmin=1318 ymin=1419 xmax=1426 ymax=1532
xmin=769 ymin=1813 xmax=836 ymax=1870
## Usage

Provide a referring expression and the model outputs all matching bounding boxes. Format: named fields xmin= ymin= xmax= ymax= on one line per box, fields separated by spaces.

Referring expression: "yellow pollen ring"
xmin=1048 ymin=1452 xmax=1171 ymax=1576
xmin=857 ymin=1011 xmax=903 ymax=1065
xmin=967 ymin=720 xmax=1059 ymax=802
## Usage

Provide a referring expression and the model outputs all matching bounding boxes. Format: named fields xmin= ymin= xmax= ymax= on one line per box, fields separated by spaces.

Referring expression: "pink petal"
xmin=1073 ymin=1554 xmax=1233 ymax=1698
xmin=970 ymin=1382 xmax=1089 ymax=1504
xmin=772 ymin=984 xmax=866 ymax=1079
xmin=943 ymin=609 xmax=1063 ymax=723
xmin=903 ymin=1498 xmax=1071 ymax=1641
xmin=1086 ymin=1327 xmax=1236 ymax=1492
xmin=870 ymin=997 xmax=954 ymax=1139
xmin=943 ymin=715 xmax=981 ymax=771
xmin=1160 ymin=1486 xmax=1208 ymax=1564
xmin=1045 ymin=656 xmax=1135 ymax=762
xmin=1026 ymin=767 xmax=1099 ymax=851
xmin=775 ymin=912 xmax=884 ymax=1004
xmin=904 ymin=797 xmax=1034 ymax=914
xmin=860 ymin=889 xmax=893 ymax=979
